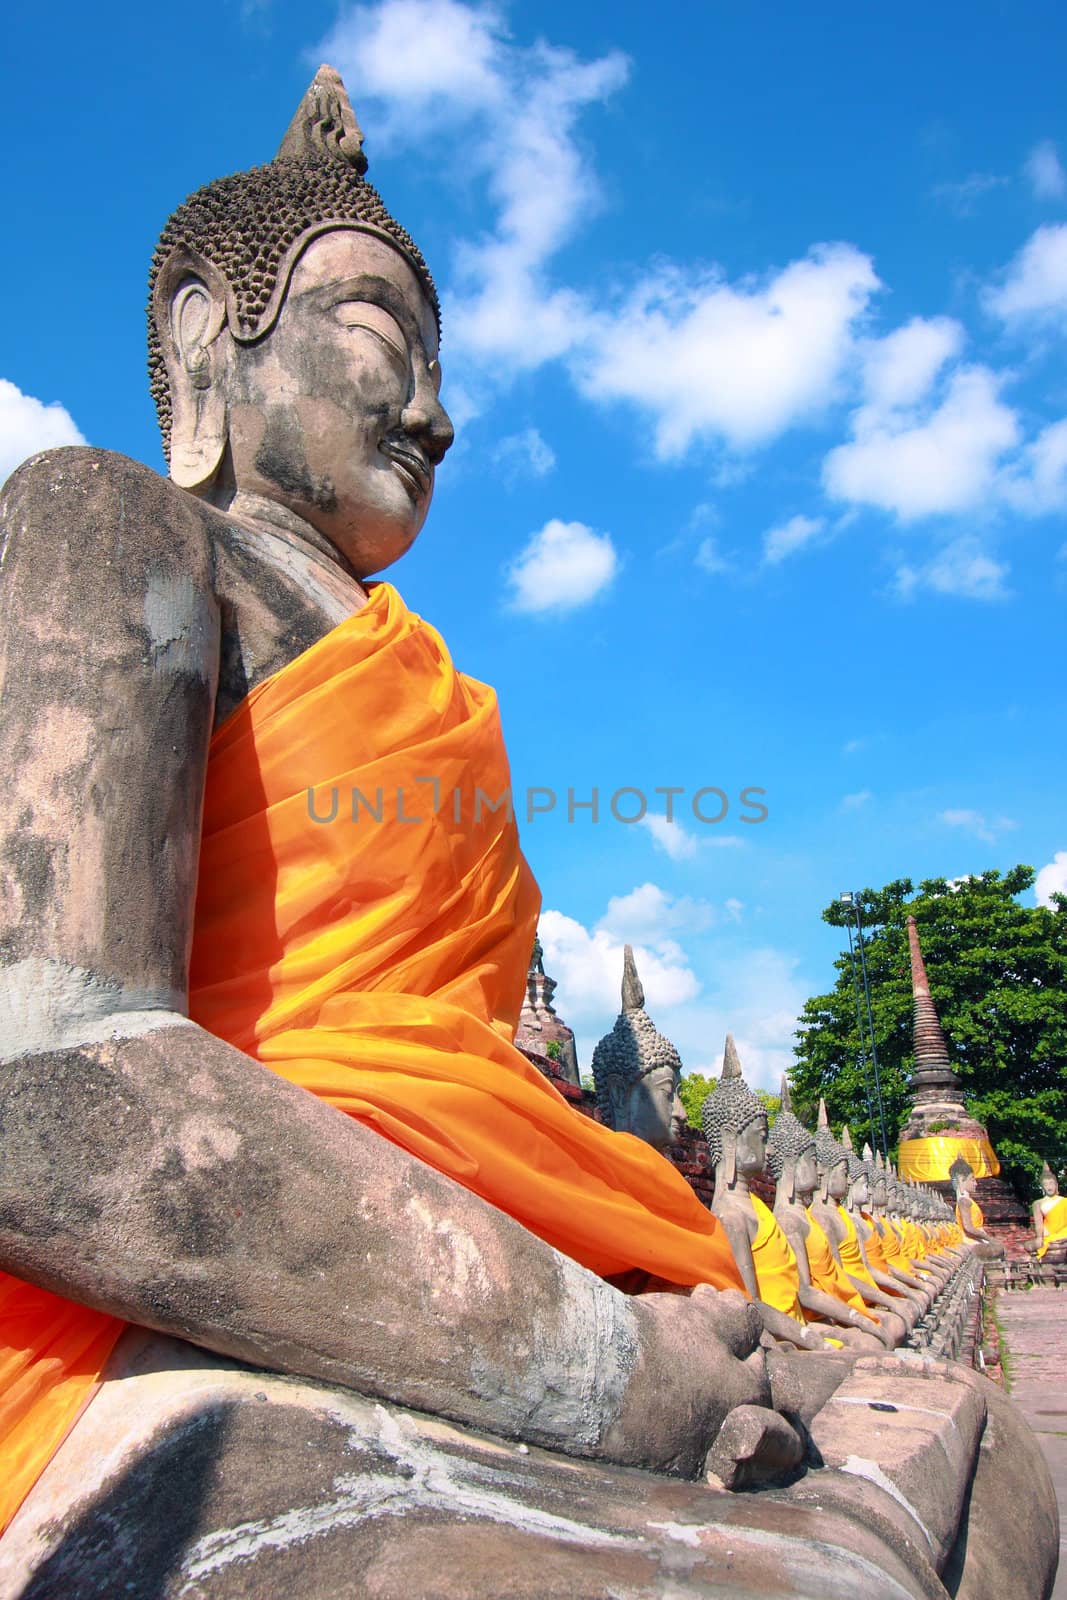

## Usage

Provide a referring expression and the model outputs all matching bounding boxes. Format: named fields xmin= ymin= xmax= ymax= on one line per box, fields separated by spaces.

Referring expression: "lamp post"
xmin=839 ymin=891 xmax=889 ymax=1160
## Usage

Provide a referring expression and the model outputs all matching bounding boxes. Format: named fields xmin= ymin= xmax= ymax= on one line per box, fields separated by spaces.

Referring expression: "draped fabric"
xmin=1036 ymin=1196 xmax=1067 ymax=1258
xmin=898 ymin=1136 xmax=1000 ymax=1181
xmin=956 ymin=1198 xmax=984 ymax=1237
xmin=0 ymin=580 xmax=742 ymax=1535
xmin=804 ymin=1214 xmax=866 ymax=1312
xmin=0 ymin=1280 xmax=122 ymax=1533
xmin=750 ymin=1198 xmax=804 ymax=1325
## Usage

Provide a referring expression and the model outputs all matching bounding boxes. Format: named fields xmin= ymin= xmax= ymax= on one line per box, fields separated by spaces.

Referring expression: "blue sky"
xmin=2 ymin=0 xmax=1065 ymax=1087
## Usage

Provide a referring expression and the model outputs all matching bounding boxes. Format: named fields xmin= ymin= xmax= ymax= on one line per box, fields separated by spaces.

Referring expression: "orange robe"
xmin=0 ymin=582 xmax=743 ymax=1531
xmin=803 ymin=1214 xmax=867 ymax=1313
xmin=956 ymin=1197 xmax=984 ymax=1236
xmin=750 ymin=1198 xmax=804 ymax=1326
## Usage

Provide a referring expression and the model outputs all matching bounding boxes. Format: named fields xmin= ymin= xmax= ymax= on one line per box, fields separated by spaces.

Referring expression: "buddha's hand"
xmin=600 ymin=1286 xmax=769 ymax=1478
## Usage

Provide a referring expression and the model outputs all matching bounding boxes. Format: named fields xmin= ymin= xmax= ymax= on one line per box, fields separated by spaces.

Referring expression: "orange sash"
xmin=0 ymin=582 xmax=743 ymax=1533
xmin=1036 ymin=1195 xmax=1067 ymax=1257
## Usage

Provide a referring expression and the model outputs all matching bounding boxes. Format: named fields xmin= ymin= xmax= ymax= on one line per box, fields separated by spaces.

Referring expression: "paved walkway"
xmin=996 ymin=1287 xmax=1067 ymax=1599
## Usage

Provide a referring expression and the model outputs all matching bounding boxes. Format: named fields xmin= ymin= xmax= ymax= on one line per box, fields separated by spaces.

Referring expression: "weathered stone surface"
xmin=0 ymin=1336 xmax=956 ymax=1600
xmin=809 ymin=1360 xmax=986 ymax=1570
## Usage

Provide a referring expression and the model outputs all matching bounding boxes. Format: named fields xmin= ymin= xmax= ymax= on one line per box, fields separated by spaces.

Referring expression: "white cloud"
xmin=1035 ymin=851 xmax=1067 ymax=907
xmin=596 ymin=882 xmax=714 ymax=942
xmin=538 ymin=908 xmax=700 ymax=1032
xmin=1025 ymin=140 xmax=1067 ymax=202
xmin=694 ymin=535 xmax=732 ymax=575
xmin=504 ymin=517 xmax=617 ymax=614
xmin=0 ymin=379 xmax=85 ymax=487
xmin=859 ymin=317 xmax=964 ymax=412
xmin=986 ymin=224 xmax=1067 ymax=322
xmin=639 ymin=813 xmax=699 ymax=861
xmin=937 ymin=808 xmax=1017 ymax=845
xmin=842 ymin=736 xmax=869 ymax=756
xmin=319 ymin=0 xmax=506 ymax=129
xmin=724 ymin=897 xmax=744 ymax=922
xmin=998 ymin=417 xmax=1067 ymax=514
xmin=493 ymin=427 xmax=556 ymax=479
xmin=932 ymin=172 xmax=1008 ymax=218
xmin=320 ymin=0 xmax=628 ymax=374
xmin=895 ymin=539 xmax=1011 ymax=602
xmin=575 ymin=246 xmax=879 ymax=456
xmin=841 ymin=790 xmax=872 ymax=811
xmin=824 ymin=366 xmax=1019 ymax=521
xmin=762 ymin=513 xmax=825 ymax=565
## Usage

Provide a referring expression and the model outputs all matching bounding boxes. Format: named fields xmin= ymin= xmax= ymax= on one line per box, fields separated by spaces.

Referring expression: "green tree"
xmin=791 ymin=867 xmax=1067 ymax=1200
xmin=679 ymin=1072 xmax=717 ymax=1130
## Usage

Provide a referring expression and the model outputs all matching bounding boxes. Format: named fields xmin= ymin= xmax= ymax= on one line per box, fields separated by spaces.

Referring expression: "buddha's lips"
xmin=381 ymin=440 xmax=431 ymax=500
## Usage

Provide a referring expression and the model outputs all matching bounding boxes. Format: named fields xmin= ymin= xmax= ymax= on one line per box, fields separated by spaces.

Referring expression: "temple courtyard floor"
xmin=995 ymin=1286 xmax=1067 ymax=1598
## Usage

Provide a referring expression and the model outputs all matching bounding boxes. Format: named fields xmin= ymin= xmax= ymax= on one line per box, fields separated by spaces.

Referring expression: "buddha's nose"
xmin=401 ymin=377 xmax=455 ymax=466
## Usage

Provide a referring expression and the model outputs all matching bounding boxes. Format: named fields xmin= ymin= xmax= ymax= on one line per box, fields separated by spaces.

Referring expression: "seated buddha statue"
xmin=591 ymin=946 xmax=688 ymax=1154
xmin=0 ymin=66 xmax=786 ymax=1534
xmin=949 ymin=1155 xmax=1004 ymax=1259
xmin=864 ymin=1150 xmax=935 ymax=1307
xmin=766 ymin=1081 xmax=889 ymax=1350
xmin=809 ymin=1106 xmax=908 ymax=1345
xmin=1033 ymin=1161 xmax=1067 ymax=1263
xmin=701 ymin=1041 xmax=833 ymax=1350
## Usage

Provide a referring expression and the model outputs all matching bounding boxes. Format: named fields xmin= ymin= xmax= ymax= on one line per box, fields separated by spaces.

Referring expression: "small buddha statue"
xmin=591 ymin=946 xmax=688 ymax=1152
xmin=809 ymin=1107 xmax=907 ymax=1346
xmin=702 ymin=1041 xmax=832 ymax=1350
xmin=767 ymin=1080 xmax=888 ymax=1350
xmin=1033 ymin=1160 xmax=1067 ymax=1263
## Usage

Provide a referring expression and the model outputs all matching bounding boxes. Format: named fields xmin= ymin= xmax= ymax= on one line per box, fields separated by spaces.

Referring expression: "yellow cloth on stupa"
xmin=804 ymin=1214 xmax=866 ymax=1312
xmin=750 ymin=1197 xmax=805 ymax=1326
xmin=1037 ymin=1195 xmax=1067 ymax=1257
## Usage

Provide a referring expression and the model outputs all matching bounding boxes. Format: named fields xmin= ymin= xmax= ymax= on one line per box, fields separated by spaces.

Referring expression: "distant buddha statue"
xmin=865 ymin=1150 xmax=935 ymax=1307
xmin=0 ymin=65 xmax=790 ymax=1536
xmin=702 ymin=1041 xmax=833 ymax=1350
xmin=591 ymin=946 xmax=688 ymax=1152
xmin=767 ymin=1080 xmax=888 ymax=1350
xmin=950 ymin=1155 xmax=1004 ymax=1259
xmin=1033 ymin=1161 xmax=1067 ymax=1263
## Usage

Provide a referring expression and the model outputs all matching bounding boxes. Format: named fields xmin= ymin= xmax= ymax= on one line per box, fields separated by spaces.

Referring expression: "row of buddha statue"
xmin=587 ymin=941 xmax=1062 ymax=1273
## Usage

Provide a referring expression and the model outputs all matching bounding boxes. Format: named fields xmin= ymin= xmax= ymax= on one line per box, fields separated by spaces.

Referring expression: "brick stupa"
xmin=513 ymin=932 xmax=580 ymax=1087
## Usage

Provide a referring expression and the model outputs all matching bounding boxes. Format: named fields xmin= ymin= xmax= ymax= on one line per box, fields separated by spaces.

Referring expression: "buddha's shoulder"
xmin=1 ymin=447 xmax=215 ymax=573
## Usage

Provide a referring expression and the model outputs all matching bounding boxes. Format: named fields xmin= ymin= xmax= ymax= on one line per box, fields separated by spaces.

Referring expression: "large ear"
xmin=153 ymin=244 xmax=232 ymax=491
xmin=723 ymin=1128 xmax=737 ymax=1187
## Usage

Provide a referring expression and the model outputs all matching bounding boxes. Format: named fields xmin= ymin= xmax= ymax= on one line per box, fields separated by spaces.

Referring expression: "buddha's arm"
xmin=0 ymin=448 xmax=765 ymax=1477
xmin=854 ymin=1224 xmax=924 ymax=1303
xmin=1032 ymin=1201 xmax=1045 ymax=1250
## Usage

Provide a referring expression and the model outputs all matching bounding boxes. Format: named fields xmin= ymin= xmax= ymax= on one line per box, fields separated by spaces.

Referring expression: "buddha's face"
xmin=1042 ymin=1172 xmax=1059 ymax=1197
xmin=735 ymin=1115 xmax=769 ymax=1178
xmin=225 ymin=229 xmax=453 ymax=577
xmin=850 ymin=1170 xmax=870 ymax=1206
xmin=872 ymin=1176 xmax=887 ymax=1207
xmin=626 ymin=1065 xmax=684 ymax=1152
xmin=827 ymin=1157 xmax=849 ymax=1200
xmin=794 ymin=1149 xmax=818 ymax=1198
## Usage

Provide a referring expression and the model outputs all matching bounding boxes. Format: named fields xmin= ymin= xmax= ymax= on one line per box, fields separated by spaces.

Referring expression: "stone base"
xmin=0 ymin=1334 xmax=1056 ymax=1600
